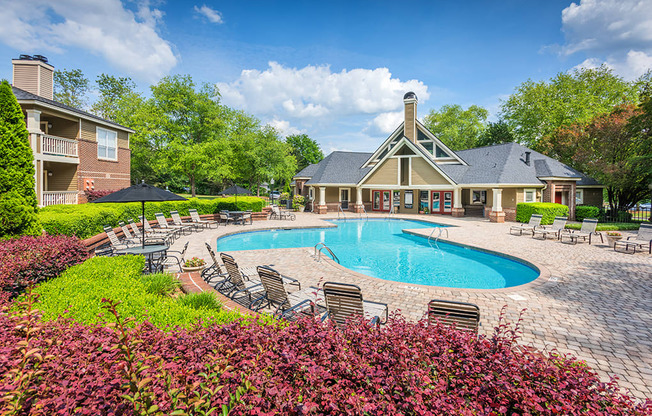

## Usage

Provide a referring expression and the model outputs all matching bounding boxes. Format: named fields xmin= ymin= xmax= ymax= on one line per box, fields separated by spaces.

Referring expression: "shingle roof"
xmin=294 ymin=163 xmax=320 ymax=178
xmin=303 ymin=151 xmax=372 ymax=185
xmin=12 ymin=86 xmax=134 ymax=132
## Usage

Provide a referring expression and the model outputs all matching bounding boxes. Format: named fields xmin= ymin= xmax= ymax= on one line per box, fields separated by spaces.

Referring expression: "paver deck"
xmin=171 ymin=212 xmax=652 ymax=400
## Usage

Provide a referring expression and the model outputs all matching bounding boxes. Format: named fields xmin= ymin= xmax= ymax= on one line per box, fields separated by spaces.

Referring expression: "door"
xmin=431 ymin=191 xmax=441 ymax=213
xmin=382 ymin=191 xmax=391 ymax=211
xmin=431 ymin=191 xmax=454 ymax=214
xmin=340 ymin=189 xmax=349 ymax=209
xmin=373 ymin=190 xmax=381 ymax=210
xmin=555 ymin=192 xmax=562 ymax=204
xmin=443 ymin=192 xmax=452 ymax=213
xmin=372 ymin=190 xmax=392 ymax=212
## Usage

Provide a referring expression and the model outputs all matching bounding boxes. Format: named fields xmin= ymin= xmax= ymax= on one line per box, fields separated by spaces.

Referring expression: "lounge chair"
xmin=321 ymin=281 xmax=388 ymax=326
xmin=509 ymin=214 xmax=542 ymax=235
xmin=219 ymin=253 xmax=264 ymax=306
xmin=128 ymin=218 xmax=174 ymax=245
xmin=189 ymin=209 xmax=218 ymax=229
xmin=156 ymin=241 xmax=188 ymax=273
xmin=155 ymin=213 xmax=188 ymax=237
xmin=427 ymin=299 xmax=481 ymax=332
xmin=202 ymin=243 xmax=257 ymax=284
xmin=532 ymin=216 xmax=568 ymax=240
xmin=561 ymin=218 xmax=603 ymax=245
xmin=614 ymin=223 xmax=652 ymax=254
xmin=103 ymin=226 xmax=135 ymax=251
xmin=271 ymin=205 xmax=296 ymax=221
xmin=138 ymin=215 xmax=176 ymax=243
xmin=251 ymin=266 xmax=316 ymax=317
xmin=170 ymin=211 xmax=198 ymax=233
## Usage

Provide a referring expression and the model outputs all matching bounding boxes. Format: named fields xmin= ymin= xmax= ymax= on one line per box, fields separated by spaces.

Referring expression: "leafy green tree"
xmin=539 ymin=105 xmax=651 ymax=212
xmin=286 ymin=134 xmax=324 ymax=171
xmin=477 ymin=120 xmax=515 ymax=147
xmin=0 ymin=80 xmax=40 ymax=237
xmin=53 ymin=69 xmax=89 ymax=109
xmin=423 ymin=104 xmax=488 ymax=150
xmin=91 ymin=74 xmax=137 ymax=121
xmin=501 ymin=66 xmax=639 ymax=148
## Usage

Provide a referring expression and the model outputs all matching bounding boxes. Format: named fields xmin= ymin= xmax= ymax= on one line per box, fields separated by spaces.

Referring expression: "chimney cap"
xmin=32 ymin=55 xmax=48 ymax=63
xmin=18 ymin=54 xmax=33 ymax=60
xmin=403 ymin=91 xmax=417 ymax=101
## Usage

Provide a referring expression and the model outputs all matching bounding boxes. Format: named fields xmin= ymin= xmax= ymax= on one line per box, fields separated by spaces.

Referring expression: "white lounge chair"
xmin=614 ymin=223 xmax=652 ymax=254
xmin=561 ymin=218 xmax=603 ymax=245
xmin=532 ymin=216 xmax=568 ymax=240
xmin=510 ymin=214 xmax=542 ymax=235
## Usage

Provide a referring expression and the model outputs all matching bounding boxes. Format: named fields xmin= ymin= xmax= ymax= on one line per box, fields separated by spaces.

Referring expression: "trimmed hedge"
xmin=38 ymin=196 xmax=264 ymax=239
xmin=32 ymin=255 xmax=244 ymax=329
xmin=516 ymin=202 xmax=569 ymax=225
xmin=566 ymin=222 xmax=642 ymax=231
xmin=576 ymin=205 xmax=600 ymax=222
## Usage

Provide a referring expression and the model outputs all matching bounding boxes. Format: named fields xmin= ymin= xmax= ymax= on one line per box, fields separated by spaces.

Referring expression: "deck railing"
xmin=41 ymin=134 xmax=78 ymax=157
xmin=42 ymin=191 xmax=78 ymax=207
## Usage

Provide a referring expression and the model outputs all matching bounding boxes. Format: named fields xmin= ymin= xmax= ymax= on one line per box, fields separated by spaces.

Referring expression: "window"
xmin=420 ymin=141 xmax=434 ymax=154
xmin=404 ymin=190 xmax=413 ymax=209
xmin=575 ymin=189 xmax=584 ymax=205
xmin=308 ymin=187 xmax=314 ymax=200
xmin=472 ymin=190 xmax=487 ymax=205
xmin=97 ymin=127 xmax=117 ymax=160
xmin=524 ymin=189 xmax=536 ymax=203
xmin=435 ymin=146 xmax=449 ymax=158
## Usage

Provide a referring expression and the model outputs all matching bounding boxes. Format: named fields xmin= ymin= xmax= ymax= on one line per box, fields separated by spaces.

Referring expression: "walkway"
xmin=171 ymin=212 xmax=652 ymax=400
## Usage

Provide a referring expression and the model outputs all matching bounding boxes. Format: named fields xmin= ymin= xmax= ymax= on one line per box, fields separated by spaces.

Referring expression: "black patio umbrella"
xmin=218 ymin=185 xmax=252 ymax=208
xmin=91 ymin=181 xmax=187 ymax=248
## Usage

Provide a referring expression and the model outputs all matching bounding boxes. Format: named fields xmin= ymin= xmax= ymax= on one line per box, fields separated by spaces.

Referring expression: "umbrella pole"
xmin=141 ymin=201 xmax=146 ymax=248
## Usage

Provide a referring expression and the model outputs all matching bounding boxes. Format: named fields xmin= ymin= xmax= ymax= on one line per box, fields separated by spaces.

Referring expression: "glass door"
xmin=382 ymin=191 xmax=391 ymax=211
xmin=340 ymin=189 xmax=349 ymax=209
xmin=443 ymin=192 xmax=452 ymax=212
xmin=373 ymin=190 xmax=381 ymax=211
xmin=431 ymin=191 xmax=441 ymax=213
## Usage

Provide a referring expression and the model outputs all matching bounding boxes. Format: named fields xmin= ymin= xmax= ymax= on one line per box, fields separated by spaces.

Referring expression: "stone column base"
xmin=316 ymin=205 xmax=328 ymax=214
xmin=489 ymin=210 xmax=505 ymax=223
xmin=451 ymin=207 xmax=465 ymax=217
xmin=354 ymin=204 xmax=365 ymax=213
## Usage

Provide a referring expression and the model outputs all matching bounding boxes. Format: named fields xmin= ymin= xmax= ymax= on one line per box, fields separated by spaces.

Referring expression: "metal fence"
xmin=599 ymin=206 xmax=651 ymax=223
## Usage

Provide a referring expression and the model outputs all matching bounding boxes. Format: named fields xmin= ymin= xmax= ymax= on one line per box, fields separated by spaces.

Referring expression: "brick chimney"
xmin=12 ymin=55 xmax=54 ymax=100
xmin=403 ymin=91 xmax=417 ymax=143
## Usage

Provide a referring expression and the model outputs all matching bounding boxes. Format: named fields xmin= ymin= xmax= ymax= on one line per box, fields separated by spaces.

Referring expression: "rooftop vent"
xmin=403 ymin=91 xmax=417 ymax=101
xmin=524 ymin=151 xmax=531 ymax=166
xmin=32 ymin=55 xmax=48 ymax=63
xmin=19 ymin=54 xmax=33 ymax=60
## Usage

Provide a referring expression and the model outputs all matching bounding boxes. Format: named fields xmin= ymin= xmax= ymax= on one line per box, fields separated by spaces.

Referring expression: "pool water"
xmin=216 ymin=219 xmax=540 ymax=289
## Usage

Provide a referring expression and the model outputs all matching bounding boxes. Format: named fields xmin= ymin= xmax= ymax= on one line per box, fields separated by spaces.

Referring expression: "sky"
xmin=1 ymin=0 xmax=651 ymax=154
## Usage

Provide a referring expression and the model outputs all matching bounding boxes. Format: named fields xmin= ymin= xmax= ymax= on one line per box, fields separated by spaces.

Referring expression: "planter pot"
xmin=296 ymin=205 xmax=305 ymax=212
xmin=606 ymin=235 xmax=622 ymax=247
xmin=182 ymin=265 xmax=206 ymax=273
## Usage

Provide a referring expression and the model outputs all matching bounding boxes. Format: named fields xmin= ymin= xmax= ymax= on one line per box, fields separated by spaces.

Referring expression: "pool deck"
xmin=172 ymin=212 xmax=652 ymax=400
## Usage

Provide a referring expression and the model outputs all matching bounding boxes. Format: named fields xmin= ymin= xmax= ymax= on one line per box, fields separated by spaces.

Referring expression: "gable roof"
xmin=439 ymin=142 xmax=600 ymax=186
xmin=12 ymin=86 xmax=134 ymax=132
xmin=303 ymin=151 xmax=372 ymax=185
xmin=294 ymin=163 xmax=320 ymax=178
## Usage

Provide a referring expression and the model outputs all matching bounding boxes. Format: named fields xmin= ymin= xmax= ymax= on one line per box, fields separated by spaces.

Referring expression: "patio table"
xmin=115 ymin=244 xmax=169 ymax=273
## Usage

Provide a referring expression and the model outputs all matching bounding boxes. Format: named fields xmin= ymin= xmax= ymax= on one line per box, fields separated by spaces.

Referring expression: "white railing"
xmin=41 ymin=134 xmax=78 ymax=157
xmin=42 ymin=191 xmax=78 ymax=207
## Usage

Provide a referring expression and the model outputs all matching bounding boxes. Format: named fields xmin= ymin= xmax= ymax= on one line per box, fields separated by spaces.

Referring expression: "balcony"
xmin=42 ymin=191 xmax=78 ymax=207
xmin=40 ymin=134 xmax=78 ymax=158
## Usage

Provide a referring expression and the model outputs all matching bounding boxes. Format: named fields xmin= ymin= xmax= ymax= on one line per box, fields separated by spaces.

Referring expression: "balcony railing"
xmin=41 ymin=134 xmax=78 ymax=157
xmin=42 ymin=191 xmax=78 ymax=207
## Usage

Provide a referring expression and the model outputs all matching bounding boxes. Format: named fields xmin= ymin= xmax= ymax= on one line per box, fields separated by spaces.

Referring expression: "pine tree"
xmin=0 ymin=80 xmax=40 ymax=237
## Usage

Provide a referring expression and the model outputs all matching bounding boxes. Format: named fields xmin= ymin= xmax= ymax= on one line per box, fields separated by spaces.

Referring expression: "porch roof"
xmin=304 ymin=151 xmax=372 ymax=185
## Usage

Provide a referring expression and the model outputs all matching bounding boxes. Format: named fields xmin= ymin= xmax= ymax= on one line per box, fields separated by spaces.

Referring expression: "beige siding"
xmin=117 ymin=130 xmax=129 ymax=148
xmin=365 ymin=158 xmax=398 ymax=185
xmin=411 ymin=158 xmax=449 ymax=185
xmin=503 ymin=189 xmax=518 ymax=208
xmin=13 ymin=64 xmax=38 ymax=95
xmin=405 ymin=103 xmax=416 ymax=142
xmin=48 ymin=121 xmax=78 ymax=140
xmin=44 ymin=163 xmax=77 ymax=191
xmin=325 ymin=187 xmax=339 ymax=203
xmin=39 ymin=66 xmax=53 ymax=100
xmin=397 ymin=190 xmax=418 ymax=214
xmin=81 ymin=120 xmax=128 ymax=148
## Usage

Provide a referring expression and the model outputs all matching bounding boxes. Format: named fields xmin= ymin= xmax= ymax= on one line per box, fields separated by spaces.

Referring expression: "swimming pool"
xmin=216 ymin=219 xmax=540 ymax=289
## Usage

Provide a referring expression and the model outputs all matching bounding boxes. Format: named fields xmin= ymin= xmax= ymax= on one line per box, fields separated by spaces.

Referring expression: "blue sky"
xmin=1 ymin=0 xmax=651 ymax=153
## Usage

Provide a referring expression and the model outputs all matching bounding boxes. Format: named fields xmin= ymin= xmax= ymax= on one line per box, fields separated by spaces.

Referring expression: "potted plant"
xmin=605 ymin=231 xmax=623 ymax=247
xmin=279 ymin=192 xmax=291 ymax=209
xmin=293 ymin=195 xmax=306 ymax=212
xmin=182 ymin=257 xmax=206 ymax=272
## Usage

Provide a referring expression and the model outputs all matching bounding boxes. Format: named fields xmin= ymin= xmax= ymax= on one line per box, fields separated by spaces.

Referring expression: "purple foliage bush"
xmin=0 ymin=295 xmax=648 ymax=415
xmin=0 ymin=234 xmax=89 ymax=297
xmin=85 ymin=189 xmax=119 ymax=202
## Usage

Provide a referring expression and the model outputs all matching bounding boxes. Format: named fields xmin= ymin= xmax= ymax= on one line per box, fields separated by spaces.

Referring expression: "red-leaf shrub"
xmin=85 ymin=189 xmax=119 ymax=202
xmin=0 ymin=234 xmax=89 ymax=297
xmin=0 ymin=298 xmax=648 ymax=415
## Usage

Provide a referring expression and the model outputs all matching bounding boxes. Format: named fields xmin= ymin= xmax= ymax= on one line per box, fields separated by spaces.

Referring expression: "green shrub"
xmin=515 ymin=202 xmax=569 ymax=225
xmin=140 ymin=272 xmax=180 ymax=296
xmin=565 ymin=222 xmax=641 ymax=231
xmin=38 ymin=196 xmax=264 ymax=239
xmin=575 ymin=205 xmax=600 ymax=222
xmin=178 ymin=292 xmax=222 ymax=311
xmin=33 ymin=256 xmax=242 ymax=329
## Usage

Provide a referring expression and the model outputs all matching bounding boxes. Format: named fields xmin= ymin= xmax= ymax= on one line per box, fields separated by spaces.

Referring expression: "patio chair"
xmin=103 ymin=226 xmax=135 ymax=251
xmin=201 ymin=243 xmax=258 ymax=285
xmin=251 ymin=266 xmax=317 ymax=318
xmin=219 ymin=211 xmax=233 ymax=225
xmin=532 ymin=216 xmax=568 ymax=240
xmin=170 ymin=210 xmax=198 ymax=233
xmin=219 ymin=253 xmax=264 ymax=306
xmin=189 ymin=209 xmax=218 ymax=229
xmin=561 ymin=218 xmax=603 ymax=245
xmin=427 ymin=299 xmax=481 ymax=332
xmin=240 ymin=210 xmax=253 ymax=225
xmin=614 ymin=223 xmax=652 ymax=254
xmin=509 ymin=214 xmax=542 ymax=236
xmin=128 ymin=218 xmax=174 ymax=245
xmin=138 ymin=215 xmax=176 ymax=244
xmin=155 ymin=213 xmax=188 ymax=237
xmin=320 ymin=282 xmax=388 ymax=326
xmin=155 ymin=241 xmax=188 ymax=273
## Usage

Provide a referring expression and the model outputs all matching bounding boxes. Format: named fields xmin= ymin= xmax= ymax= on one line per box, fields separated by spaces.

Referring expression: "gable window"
xmin=97 ymin=127 xmax=117 ymax=160
xmin=575 ymin=189 xmax=584 ymax=205
xmin=435 ymin=146 xmax=449 ymax=158
xmin=524 ymin=189 xmax=536 ymax=203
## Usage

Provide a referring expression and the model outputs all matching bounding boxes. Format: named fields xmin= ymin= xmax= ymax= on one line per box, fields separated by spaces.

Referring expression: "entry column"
xmin=317 ymin=186 xmax=328 ymax=214
xmin=354 ymin=187 xmax=364 ymax=213
xmin=451 ymin=187 xmax=464 ymax=217
xmin=489 ymin=188 xmax=505 ymax=223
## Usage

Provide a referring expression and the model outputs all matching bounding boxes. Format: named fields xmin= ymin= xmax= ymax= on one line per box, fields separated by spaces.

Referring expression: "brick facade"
xmin=77 ymin=139 xmax=131 ymax=199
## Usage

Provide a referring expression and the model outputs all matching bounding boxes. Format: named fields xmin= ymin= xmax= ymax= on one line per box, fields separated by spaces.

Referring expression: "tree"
xmin=501 ymin=66 xmax=639 ymax=148
xmin=476 ymin=121 xmax=515 ymax=147
xmin=0 ymin=80 xmax=40 ymax=237
xmin=53 ymin=69 xmax=89 ymax=109
xmin=91 ymin=74 xmax=137 ymax=121
xmin=423 ymin=104 xmax=488 ymax=150
xmin=539 ymin=105 xmax=651 ymax=212
xmin=285 ymin=134 xmax=324 ymax=171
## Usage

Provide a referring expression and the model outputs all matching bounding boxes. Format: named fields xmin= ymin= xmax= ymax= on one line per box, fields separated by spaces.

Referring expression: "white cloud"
xmin=268 ymin=119 xmax=304 ymax=137
xmin=216 ymin=62 xmax=430 ymax=121
xmin=365 ymin=111 xmax=403 ymax=135
xmin=560 ymin=0 xmax=652 ymax=79
xmin=0 ymin=0 xmax=177 ymax=82
xmin=193 ymin=5 xmax=223 ymax=24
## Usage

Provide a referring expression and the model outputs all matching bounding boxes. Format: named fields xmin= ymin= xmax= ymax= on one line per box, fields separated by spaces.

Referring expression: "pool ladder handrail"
xmin=314 ymin=243 xmax=340 ymax=263
xmin=428 ymin=227 xmax=449 ymax=243
xmin=338 ymin=204 xmax=346 ymax=221
xmin=385 ymin=205 xmax=395 ymax=220
xmin=360 ymin=204 xmax=368 ymax=221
